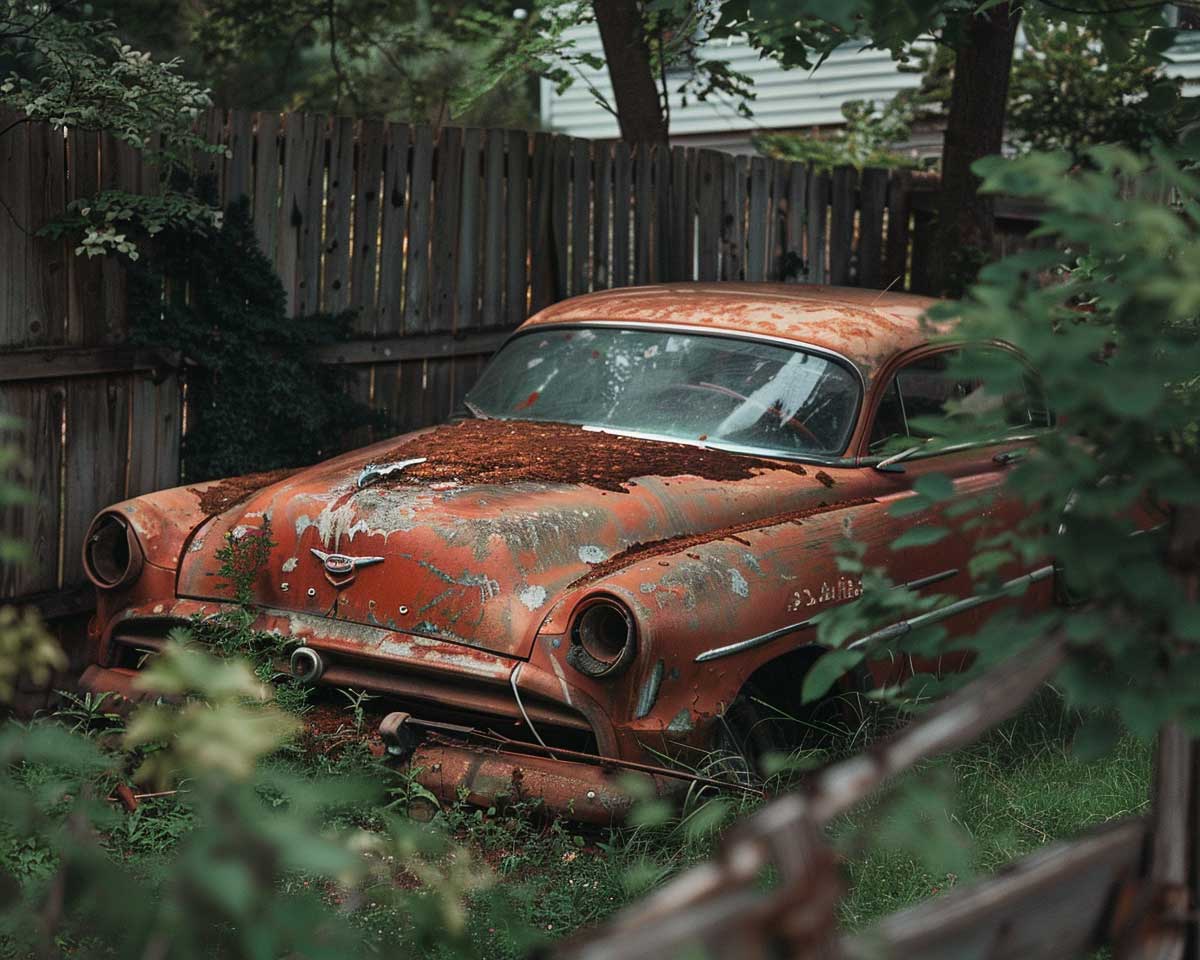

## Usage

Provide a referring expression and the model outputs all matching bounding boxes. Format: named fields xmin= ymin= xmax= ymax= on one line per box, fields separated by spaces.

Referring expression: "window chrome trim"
xmin=858 ymin=431 xmax=1048 ymax=468
xmin=480 ymin=320 xmax=867 ymax=463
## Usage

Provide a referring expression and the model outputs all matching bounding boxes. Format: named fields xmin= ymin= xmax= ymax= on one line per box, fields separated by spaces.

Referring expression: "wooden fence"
xmin=0 ymin=107 xmax=1044 ymax=619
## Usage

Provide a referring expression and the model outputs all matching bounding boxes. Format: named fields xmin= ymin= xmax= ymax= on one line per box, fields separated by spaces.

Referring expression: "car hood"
xmin=176 ymin=420 xmax=849 ymax=658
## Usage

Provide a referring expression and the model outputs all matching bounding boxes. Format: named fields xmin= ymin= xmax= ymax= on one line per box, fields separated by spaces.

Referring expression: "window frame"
xmin=858 ymin=342 xmax=1054 ymax=466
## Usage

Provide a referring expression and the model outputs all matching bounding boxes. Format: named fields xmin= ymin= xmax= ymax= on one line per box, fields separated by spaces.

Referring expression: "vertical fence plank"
xmin=481 ymin=129 xmax=505 ymax=327
xmin=592 ymin=142 xmax=612 ymax=291
xmin=746 ymin=156 xmax=769 ymax=282
xmin=807 ymin=170 xmax=830 ymax=284
xmin=0 ymin=110 xmax=27 ymax=348
xmin=322 ymin=115 xmax=355 ymax=313
xmin=63 ymin=377 xmax=129 ymax=587
xmin=377 ymin=122 xmax=411 ymax=335
xmin=198 ymin=108 xmax=226 ymax=197
xmin=27 ymin=120 xmax=67 ymax=348
xmin=722 ymin=155 xmax=746 ymax=281
xmin=401 ymin=125 xmax=432 ymax=333
xmin=550 ymin=136 xmax=570 ymax=301
xmin=455 ymin=128 xmax=482 ymax=331
xmin=612 ymin=142 xmax=632 ymax=288
xmin=128 ymin=372 xmax=181 ymax=496
xmin=884 ymin=170 xmax=913 ymax=292
xmin=571 ymin=138 xmax=591 ymax=296
xmin=769 ymin=160 xmax=788 ymax=282
xmin=226 ymin=108 xmax=254 ymax=204
xmin=829 ymin=165 xmax=858 ymax=286
xmin=857 ymin=167 xmax=888 ymax=290
xmin=528 ymin=133 xmax=554 ymax=311
xmin=0 ymin=385 xmax=63 ymax=597
xmin=351 ymin=118 xmax=386 ymax=334
xmin=505 ymin=130 xmax=529 ymax=326
xmin=654 ymin=145 xmax=671 ymax=282
xmin=99 ymin=134 xmax=138 ymax=342
xmin=696 ymin=151 xmax=719 ymax=281
xmin=909 ymin=207 xmax=935 ymax=295
xmin=252 ymin=112 xmax=281 ymax=261
xmin=669 ymin=146 xmax=690 ymax=281
xmin=784 ymin=163 xmax=807 ymax=283
xmin=63 ymin=130 xmax=99 ymax=347
xmin=431 ymin=126 xmax=464 ymax=334
xmin=276 ymin=113 xmax=305 ymax=315
xmin=295 ymin=114 xmax=326 ymax=316
xmin=634 ymin=145 xmax=653 ymax=284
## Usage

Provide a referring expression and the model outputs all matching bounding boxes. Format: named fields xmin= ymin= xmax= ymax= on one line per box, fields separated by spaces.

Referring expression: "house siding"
xmin=540 ymin=20 xmax=1200 ymax=149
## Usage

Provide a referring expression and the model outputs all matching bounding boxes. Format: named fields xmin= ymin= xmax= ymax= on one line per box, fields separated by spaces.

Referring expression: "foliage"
xmin=1008 ymin=20 xmax=1188 ymax=160
xmin=128 ymin=195 xmax=379 ymax=480
xmin=1 ymin=0 xmax=223 ymax=256
xmin=41 ymin=189 xmax=224 ymax=260
xmin=803 ymin=142 xmax=1200 ymax=744
xmin=714 ymin=0 xmax=1172 ymax=67
xmin=756 ymin=99 xmax=920 ymax=172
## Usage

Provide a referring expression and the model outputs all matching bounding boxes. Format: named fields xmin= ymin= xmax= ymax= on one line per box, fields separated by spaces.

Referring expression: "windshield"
xmin=465 ymin=326 xmax=861 ymax=458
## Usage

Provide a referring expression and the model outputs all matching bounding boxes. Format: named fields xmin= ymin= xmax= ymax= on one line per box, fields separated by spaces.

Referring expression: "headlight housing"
xmin=566 ymin=596 xmax=637 ymax=679
xmin=82 ymin=512 xmax=144 ymax=589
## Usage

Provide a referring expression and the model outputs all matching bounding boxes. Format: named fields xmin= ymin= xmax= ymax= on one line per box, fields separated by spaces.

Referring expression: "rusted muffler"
xmin=408 ymin=740 xmax=666 ymax=825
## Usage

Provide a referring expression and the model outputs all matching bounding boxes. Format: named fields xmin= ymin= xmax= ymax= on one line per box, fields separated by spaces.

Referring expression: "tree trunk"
xmin=933 ymin=3 xmax=1021 ymax=296
xmin=593 ymin=0 xmax=669 ymax=145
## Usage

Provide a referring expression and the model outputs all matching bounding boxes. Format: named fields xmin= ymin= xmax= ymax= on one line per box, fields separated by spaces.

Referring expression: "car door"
xmin=859 ymin=345 xmax=1055 ymax=672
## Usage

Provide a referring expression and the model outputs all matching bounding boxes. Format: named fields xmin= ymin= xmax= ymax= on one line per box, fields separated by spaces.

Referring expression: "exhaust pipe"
xmin=289 ymin=646 xmax=325 ymax=683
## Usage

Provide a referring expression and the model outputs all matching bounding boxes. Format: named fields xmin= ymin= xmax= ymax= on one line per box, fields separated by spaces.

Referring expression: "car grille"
xmin=105 ymin=617 xmax=599 ymax=754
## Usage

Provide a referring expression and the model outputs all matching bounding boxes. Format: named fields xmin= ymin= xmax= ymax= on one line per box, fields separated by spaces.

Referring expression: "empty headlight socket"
xmin=566 ymin=596 xmax=638 ymax=680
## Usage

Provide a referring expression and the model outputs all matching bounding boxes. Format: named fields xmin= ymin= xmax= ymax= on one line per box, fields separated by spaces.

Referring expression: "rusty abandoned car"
xmin=76 ymin=283 xmax=1057 ymax=822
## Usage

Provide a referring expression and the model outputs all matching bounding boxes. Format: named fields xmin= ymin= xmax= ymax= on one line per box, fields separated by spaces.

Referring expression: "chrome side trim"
xmin=692 ymin=568 xmax=960 ymax=664
xmin=695 ymin=618 xmax=817 ymax=664
xmin=847 ymin=564 xmax=1055 ymax=650
xmin=900 ymin=568 xmax=959 ymax=592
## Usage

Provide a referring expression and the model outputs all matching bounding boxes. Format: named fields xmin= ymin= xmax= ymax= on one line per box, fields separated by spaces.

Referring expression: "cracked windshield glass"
xmin=466 ymin=327 xmax=861 ymax=457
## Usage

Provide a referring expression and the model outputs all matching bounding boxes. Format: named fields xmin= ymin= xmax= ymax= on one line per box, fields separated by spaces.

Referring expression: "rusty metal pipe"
xmin=409 ymin=741 xmax=674 ymax=825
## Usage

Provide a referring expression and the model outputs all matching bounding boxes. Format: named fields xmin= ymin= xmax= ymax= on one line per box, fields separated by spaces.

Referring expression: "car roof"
xmin=520 ymin=282 xmax=945 ymax=379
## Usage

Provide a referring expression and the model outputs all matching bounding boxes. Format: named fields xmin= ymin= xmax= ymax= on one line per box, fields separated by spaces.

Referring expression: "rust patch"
xmin=569 ymin=497 xmax=878 ymax=587
xmin=381 ymin=419 xmax=809 ymax=493
xmin=191 ymin=468 xmax=298 ymax=516
xmin=815 ymin=470 xmax=836 ymax=488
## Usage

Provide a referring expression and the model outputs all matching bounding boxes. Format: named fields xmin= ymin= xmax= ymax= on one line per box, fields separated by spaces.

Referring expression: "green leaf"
xmin=802 ymin=649 xmax=863 ymax=703
xmin=891 ymin=525 xmax=948 ymax=550
xmin=914 ymin=473 xmax=954 ymax=502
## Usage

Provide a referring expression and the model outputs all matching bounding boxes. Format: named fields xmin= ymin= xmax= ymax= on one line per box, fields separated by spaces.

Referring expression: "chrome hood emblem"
xmin=310 ymin=548 xmax=384 ymax=586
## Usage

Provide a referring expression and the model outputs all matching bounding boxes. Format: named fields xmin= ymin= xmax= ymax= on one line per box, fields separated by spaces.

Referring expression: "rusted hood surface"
xmin=176 ymin=421 xmax=854 ymax=658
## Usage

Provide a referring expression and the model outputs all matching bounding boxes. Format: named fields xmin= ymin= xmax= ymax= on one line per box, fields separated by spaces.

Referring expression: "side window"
xmin=868 ymin=378 xmax=907 ymax=451
xmin=870 ymin=348 xmax=1051 ymax=448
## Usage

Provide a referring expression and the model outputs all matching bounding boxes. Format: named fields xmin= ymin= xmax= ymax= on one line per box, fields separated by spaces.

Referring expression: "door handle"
xmin=993 ymin=450 xmax=1025 ymax=466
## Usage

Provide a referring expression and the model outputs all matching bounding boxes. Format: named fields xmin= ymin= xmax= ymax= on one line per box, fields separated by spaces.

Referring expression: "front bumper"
xmin=78 ymin=663 xmax=679 ymax=825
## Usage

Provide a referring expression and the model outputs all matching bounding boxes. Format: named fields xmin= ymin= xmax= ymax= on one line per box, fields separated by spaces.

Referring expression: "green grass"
xmin=833 ymin=692 xmax=1152 ymax=928
xmin=1 ymin=690 xmax=1152 ymax=957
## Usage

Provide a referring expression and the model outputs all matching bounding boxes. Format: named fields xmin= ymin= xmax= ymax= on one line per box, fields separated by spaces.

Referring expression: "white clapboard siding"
xmin=541 ymin=20 xmax=1200 ymax=144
